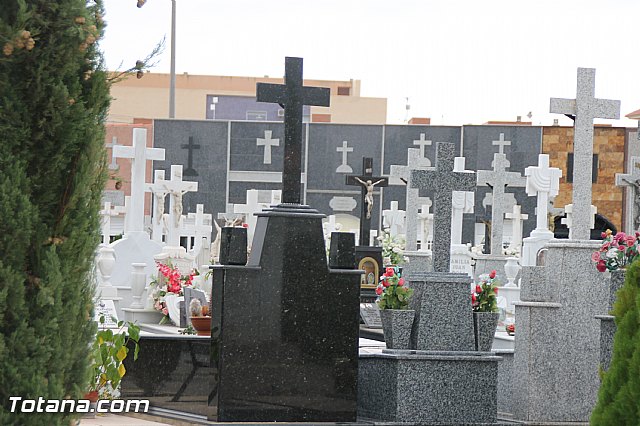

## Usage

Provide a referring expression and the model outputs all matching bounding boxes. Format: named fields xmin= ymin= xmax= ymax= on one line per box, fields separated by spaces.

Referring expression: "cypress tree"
xmin=591 ymin=260 xmax=640 ymax=424
xmin=0 ymin=1 xmax=110 ymax=424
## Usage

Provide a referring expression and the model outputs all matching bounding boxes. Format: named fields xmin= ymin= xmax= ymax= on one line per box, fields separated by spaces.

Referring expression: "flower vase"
xmin=380 ymin=309 xmax=415 ymax=349
xmin=473 ymin=311 xmax=499 ymax=352
xmin=190 ymin=316 xmax=212 ymax=336
xmin=97 ymin=246 xmax=116 ymax=286
xmin=608 ymin=269 xmax=626 ymax=312
xmin=504 ymin=257 xmax=520 ymax=287
xmin=164 ymin=293 xmax=184 ymax=326
xmin=129 ymin=263 xmax=147 ymax=309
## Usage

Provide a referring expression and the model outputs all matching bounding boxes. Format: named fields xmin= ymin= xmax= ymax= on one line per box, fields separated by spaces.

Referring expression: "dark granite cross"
xmin=411 ymin=143 xmax=476 ymax=273
xmin=257 ymin=57 xmax=330 ymax=204
xmin=181 ymin=136 xmax=201 ymax=177
xmin=346 ymin=157 xmax=388 ymax=247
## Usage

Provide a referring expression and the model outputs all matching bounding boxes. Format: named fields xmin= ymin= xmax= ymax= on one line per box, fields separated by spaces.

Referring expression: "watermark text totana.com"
xmin=9 ymin=396 xmax=149 ymax=413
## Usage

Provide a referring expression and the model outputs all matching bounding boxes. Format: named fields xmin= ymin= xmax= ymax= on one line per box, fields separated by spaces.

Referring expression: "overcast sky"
xmin=102 ymin=0 xmax=639 ymax=127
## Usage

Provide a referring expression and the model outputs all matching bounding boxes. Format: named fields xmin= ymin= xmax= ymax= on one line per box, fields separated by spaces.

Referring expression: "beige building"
xmin=108 ymin=72 xmax=387 ymax=124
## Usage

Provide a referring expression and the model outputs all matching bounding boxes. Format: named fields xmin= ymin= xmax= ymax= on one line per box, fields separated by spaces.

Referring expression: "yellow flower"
xmin=118 ymin=364 xmax=126 ymax=378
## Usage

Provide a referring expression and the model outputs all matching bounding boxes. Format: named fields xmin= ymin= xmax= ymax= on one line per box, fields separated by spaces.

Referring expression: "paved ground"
xmin=79 ymin=414 xmax=172 ymax=425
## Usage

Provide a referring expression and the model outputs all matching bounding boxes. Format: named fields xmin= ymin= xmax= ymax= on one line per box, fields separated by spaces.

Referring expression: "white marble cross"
xmin=477 ymin=153 xmax=526 ymax=255
xmin=336 ymin=141 xmax=354 ymax=173
xmin=146 ymin=169 xmax=170 ymax=243
xmin=505 ymin=204 xmax=528 ymax=250
xmin=562 ymin=203 xmax=597 ymax=236
xmin=323 ymin=215 xmax=343 ymax=240
xmin=389 ymin=148 xmax=432 ymax=251
xmin=413 ymin=133 xmax=432 ymax=165
xmin=257 ymin=130 xmax=279 ymax=165
xmin=550 ymin=67 xmax=620 ymax=240
xmin=163 ymin=165 xmax=198 ymax=246
xmin=451 ymin=157 xmax=475 ymax=246
xmin=383 ymin=200 xmax=406 ymax=237
xmin=106 ymin=136 xmax=120 ymax=170
xmin=417 ymin=201 xmax=433 ymax=251
xmin=233 ymin=189 xmax=263 ymax=245
xmin=99 ymin=201 xmax=122 ymax=245
xmin=615 ymin=156 xmax=640 ymax=232
xmin=186 ymin=204 xmax=212 ymax=257
xmin=112 ymin=128 xmax=165 ymax=234
xmin=525 ymin=154 xmax=562 ymax=232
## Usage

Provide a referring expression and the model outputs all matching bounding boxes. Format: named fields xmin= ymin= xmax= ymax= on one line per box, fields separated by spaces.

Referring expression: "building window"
xmin=246 ymin=111 xmax=267 ymax=121
xmin=337 ymin=86 xmax=350 ymax=96
xmin=566 ymin=153 xmax=598 ymax=183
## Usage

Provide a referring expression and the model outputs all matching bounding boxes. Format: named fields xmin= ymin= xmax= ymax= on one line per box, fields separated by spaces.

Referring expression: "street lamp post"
xmin=169 ymin=0 xmax=176 ymax=119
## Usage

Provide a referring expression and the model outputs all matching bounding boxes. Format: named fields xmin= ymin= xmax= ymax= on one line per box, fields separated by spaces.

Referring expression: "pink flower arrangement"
xmin=149 ymin=261 xmax=197 ymax=324
xmin=471 ymin=270 xmax=499 ymax=313
xmin=376 ymin=266 xmax=413 ymax=310
xmin=593 ymin=229 xmax=640 ymax=272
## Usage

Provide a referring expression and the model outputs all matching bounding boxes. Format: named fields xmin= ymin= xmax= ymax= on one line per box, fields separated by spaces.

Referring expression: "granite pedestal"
xmin=474 ymin=254 xmax=516 ymax=287
xmin=512 ymin=240 xmax=607 ymax=423
xmin=596 ymin=269 xmax=625 ymax=372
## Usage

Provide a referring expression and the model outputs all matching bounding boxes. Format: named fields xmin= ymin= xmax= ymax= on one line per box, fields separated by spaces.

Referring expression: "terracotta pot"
xmin=473 ymin=311 xmax=499 ymax=352
xmin=84 ymin=390 xmax=99 ymax=402
xmin=190 ymin=316 xmax=212 ymax=336
xmin=380 ymin=309 xmax=415 ymax=349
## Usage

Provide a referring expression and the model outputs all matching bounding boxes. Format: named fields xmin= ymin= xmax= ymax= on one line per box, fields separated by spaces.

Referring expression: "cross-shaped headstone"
xmin=181 ymin=136 xmax=201 ymax=176
xmin=382 ymin=200 xmax=406 ymax=237
xmin=562 ymin=204 xmax=597 ymax=236
xmin=492 ymin=133 xmax=511 ymax=155
xmin=106 ymin=136 xmax=120 ymax=170
xmin=477 ymin=153 xmax=526 ymax=255
xmin=112 ymin=128 xmax=165 ymax=234
xmin=411 ymin=142 xmax=476 ymax=273
xmin=505 ymin=204 xmax=528 ymax=250
xmin=451 ymin=157 xmax=475 ymax=246
xmin=417 ymin=201 xmax=434 ymax=251
xmin=550 ymin=67 xmax=620 ymax=240
xmin=256 ymin=130 xmax=280 ymax=165
xmin=256 ymin=57 xmax=330 ymax=204
xmin=163 ymin=165 xmax=198 ymax=246
xmin=186 ymin=204 xmax=213 ymax=257
xmin=336 ymin=141 xmax=354 ymax=173
xmin=346 ymin=157 xmax=389 ymax=247
xmin=615 ymin=156 xmax=640 ymax=231
xmin=525 ymin=154 xmax=562 ymax=232
xmin=233 ymin=189 xmax=264 ymax=246
xmin=389 ymin=148 xmax=432 ymax=251
xmin=146 ymin=169 xmax=170 ymax=243
xmin=413 ymin=133 xmax=433 ymax=165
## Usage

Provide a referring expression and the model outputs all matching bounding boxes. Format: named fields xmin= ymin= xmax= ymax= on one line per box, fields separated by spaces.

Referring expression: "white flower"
xmin=606 ymin=248 xmax=619 ymax=259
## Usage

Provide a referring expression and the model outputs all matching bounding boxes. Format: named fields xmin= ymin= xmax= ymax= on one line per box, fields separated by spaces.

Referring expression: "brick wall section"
xmin=542 ymin=126 xmax=625 ymax=230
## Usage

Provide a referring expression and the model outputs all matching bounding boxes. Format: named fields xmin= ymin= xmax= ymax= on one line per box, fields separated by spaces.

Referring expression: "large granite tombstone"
xmin=209 ymin=57 xmax=361 ymax=423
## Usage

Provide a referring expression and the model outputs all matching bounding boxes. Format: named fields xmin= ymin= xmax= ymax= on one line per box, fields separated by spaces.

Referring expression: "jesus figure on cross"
xmin=354 ymin=177 xmax=385 ymax=219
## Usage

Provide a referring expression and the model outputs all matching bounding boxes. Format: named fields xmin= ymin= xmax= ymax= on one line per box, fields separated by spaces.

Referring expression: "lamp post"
xmin=138 ymin=0 xmax=176 ymax=119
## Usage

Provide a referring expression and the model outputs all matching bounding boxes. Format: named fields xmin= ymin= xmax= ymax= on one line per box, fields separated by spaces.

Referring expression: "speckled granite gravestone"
xmin=359 ymin=143 xmax=501 ymax=424
xmin=208 ymin=57 xmax=361 ymax=423
xmin=511 ymin=68 xmax=620 ymax=423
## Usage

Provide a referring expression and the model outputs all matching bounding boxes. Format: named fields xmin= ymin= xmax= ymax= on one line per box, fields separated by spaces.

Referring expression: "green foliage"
xmin=0 ymin=1 xmax=110 ymax=424
xmin=90 ymin=315 xmax=140 ymax=399
xmin=376 ymin=266 xmax=413 ymax=310
xmin=592 ymin=259 xmax=640 ymax=424
xmin=472 ymin=271 xmax=499 ymax=313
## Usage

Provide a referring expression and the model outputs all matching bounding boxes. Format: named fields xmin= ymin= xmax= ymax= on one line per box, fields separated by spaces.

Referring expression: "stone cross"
xmin=493 ymin=133 xmax=511 ymax=155
xmin=562 ymin=204 xmax=597 ymax=236
xmin=417 ymin=201 xmax=433 ymax=251
xmin=256 ymin=130 xmax=280 ymax=165
xmin=550 ymin=67 xmax=620 ymax=240
xmin=346 ymin=157 xmax=389 ymax=247
xmin=233 ymin=189 xmax=263 ymax=246
xmin=106 ymin=136 xmax=120 ymax=170
xmin=382 ymin=200 xmax=406 ymax=237
xmin=505 ymin=204 xmax=528 ymax=250
xmin=163 ymin=165 xmax=198 ymax=246
xmin=411 ymin=142 xmax=476 ymax=273
xmin=389 ymin=148 xmax=431 ymax=251
xmin=186 ymin=204 xmax=213 ymax=257
xmin=146 ymin=169 xmax=170 ymax=243
xmin=413 ymin=133 xmax=432 ymax=165
xmin=181 ymin=136 xmax=201 ymax=176
xmin=451 ymin=157 xmax=475 ymax=246
xmin=615 ymin=156 xmax=640 ymax=231
xmin=336 ymin=141 xmax=354 ymax=173
xmin=256 ymin=57 xmax=330 ymax=204
xmin=477 ymin=153 xmax=526 ymax=255
xmin=112 ymin=128 xmax=165 ymax=234
xmin=525 ymin=154 xmax=562 ymax=232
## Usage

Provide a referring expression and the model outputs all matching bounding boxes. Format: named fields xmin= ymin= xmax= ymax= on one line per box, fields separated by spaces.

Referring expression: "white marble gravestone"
xmin=505 ymin=205 xmax=528 ymax=253
xmin=615 ymin=156 xmax=640 ymax=233
xmin=521 ymin=154 xmax=562 ymax=267
xmin=417 ymin=201 xmax=433 ymax=251
xmin=234 ymin=189 xmax=265 ymax=247
xmin=186 ymin=204 xmax=213 ymax=260
xmin=382 ymin=201 xmax=406 ymax=237
xmin=147 ymin=169 xmax=170 ymax=243
xmin=450 ymin=157 xmax=474 ymax=277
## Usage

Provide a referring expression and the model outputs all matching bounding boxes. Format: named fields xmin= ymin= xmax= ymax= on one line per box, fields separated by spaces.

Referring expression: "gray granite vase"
xmin=608 ymin=269 xmax=626 ymax=312
xmin=380 ymin=309 xmax=415 ymax=349
xmin=473 ymin=311 xmax=499 ymax=352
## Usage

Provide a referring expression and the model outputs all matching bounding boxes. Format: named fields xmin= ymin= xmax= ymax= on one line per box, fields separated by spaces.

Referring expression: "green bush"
xmin=0 ymin=1 xmax=110 ymax=424
xmin=591 ymin=259 xmax=640 ymax=424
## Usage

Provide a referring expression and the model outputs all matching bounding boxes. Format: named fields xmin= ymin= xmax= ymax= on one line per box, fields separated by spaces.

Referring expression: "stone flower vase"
xmin=473 ymin=311 xmax=499 ymax=352
xmin=380 ymin=309 xmax=415 ymax=349
xmin=608 ymin=269 xmax=626 ymax=312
